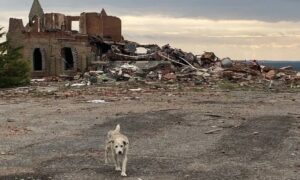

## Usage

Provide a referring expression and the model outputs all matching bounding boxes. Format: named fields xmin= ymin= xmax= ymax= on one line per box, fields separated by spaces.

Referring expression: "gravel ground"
xmin=0 ymin=86 xmax=300 ymax=180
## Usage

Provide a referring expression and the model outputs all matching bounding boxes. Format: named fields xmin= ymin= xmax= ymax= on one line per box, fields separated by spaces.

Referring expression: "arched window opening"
xmin=33 ymin=48 xmax=43 ymax=71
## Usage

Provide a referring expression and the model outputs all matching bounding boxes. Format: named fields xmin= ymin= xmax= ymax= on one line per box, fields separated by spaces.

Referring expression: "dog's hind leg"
xmin=104 ymin=145 xmax=109 ymax=164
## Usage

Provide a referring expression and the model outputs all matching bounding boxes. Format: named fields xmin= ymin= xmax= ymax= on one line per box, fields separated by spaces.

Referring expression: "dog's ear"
xmin=108 ymin=140 xmax=114 ymax=144
xmin=123 ymin=141 xmax=128 ymax=146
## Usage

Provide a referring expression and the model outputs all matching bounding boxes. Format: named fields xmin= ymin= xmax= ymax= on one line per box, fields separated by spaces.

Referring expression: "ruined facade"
xmin=7 ymin=0 xmax=122 ymax=77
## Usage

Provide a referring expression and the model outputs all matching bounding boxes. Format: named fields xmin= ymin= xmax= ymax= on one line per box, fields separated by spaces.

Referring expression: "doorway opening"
xmin=33 ymin=48 xmax=43 ymax=71
xmin=61 ymin=47 xmax=74 ymax=70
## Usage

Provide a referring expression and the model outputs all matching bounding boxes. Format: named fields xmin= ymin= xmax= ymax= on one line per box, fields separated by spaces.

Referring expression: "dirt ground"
xmin=0 ymin=84 xmax=300 ymax=180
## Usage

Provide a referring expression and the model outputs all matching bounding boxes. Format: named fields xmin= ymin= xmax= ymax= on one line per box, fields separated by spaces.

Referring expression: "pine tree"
xmin=0 ymin=27 xmax=30 ymax=88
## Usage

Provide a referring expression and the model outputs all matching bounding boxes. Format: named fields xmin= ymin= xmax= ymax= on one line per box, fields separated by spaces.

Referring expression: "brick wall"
xmin=80 ymin=12 xmax=122 ymax=41
xmin=44 ymin=13 xmax=65 ymax=31
xmin=20 ymin=32 xmax=91 ymax=77
xmin=102 ymin=16 xmax=122 ymax=41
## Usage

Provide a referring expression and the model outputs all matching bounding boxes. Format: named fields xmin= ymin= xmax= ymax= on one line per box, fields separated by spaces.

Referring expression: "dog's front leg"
xmin=121 ymin=155 xmax=128 ymax=177
xmin=114 ymin=154 xmax=121 ymax=171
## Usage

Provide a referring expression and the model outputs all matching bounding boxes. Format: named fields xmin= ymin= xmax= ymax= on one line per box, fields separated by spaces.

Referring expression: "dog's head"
xmin=110 ymin=139 xmax=128 ymax=155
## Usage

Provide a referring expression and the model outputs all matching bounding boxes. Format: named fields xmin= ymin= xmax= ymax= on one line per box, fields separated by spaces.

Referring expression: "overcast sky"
xmin=1 ymin=0 xmax=300 ymax=60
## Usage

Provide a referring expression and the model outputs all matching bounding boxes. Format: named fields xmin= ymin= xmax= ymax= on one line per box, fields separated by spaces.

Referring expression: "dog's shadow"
xmin=89 ymin=155 xmax=180 ymax=178
xmin=84 ymin=164 xmax=140 ymax=179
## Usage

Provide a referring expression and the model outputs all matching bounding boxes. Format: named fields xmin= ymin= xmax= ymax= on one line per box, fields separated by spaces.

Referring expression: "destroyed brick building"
xmin=7 ymin=0 xmax=122 ymax=77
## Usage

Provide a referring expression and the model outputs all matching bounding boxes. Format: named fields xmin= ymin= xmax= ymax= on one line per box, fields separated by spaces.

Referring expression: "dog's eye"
xmin=115 ymin=146 xmax=118 ymax=148
xmin=120 ymin=145 xmax=123 ymax=148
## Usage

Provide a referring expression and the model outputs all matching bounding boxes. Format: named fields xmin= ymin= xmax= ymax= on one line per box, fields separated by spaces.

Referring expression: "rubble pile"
xmin=1 ymin=38 xmax=299 ymax=95
xmin=81 ymin=40 xmax=300 ymax=89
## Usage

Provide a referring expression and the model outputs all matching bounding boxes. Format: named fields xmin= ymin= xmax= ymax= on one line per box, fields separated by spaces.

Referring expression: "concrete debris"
xmin=129 ymin=88 xmax=142 ymax=92
xmin=31 ymin=79 xmax=46 ymax=82
xmin=221 ymin=58 xmax=233 ymax=68
xmin=205 ymin=128 xmax=223 ymax=134
xmin=121 ymin=63 xmax=140 ymax=71
xmin=253 ymin=132 xmax=259 ymax=135
xmin=265 ymin=70 xmax=276 ymax=80
xmin=200 ymin=52 xmax=218 ymax=67
xmin=71 ymin=83 xmax=87 ymax=87
xmin=280 ymin=66 xmax=293 ymax=70
xmin=276 ymin=72 xmax=286 ymax=78
xmin=87 ymin=100 xmax=107 ymax=104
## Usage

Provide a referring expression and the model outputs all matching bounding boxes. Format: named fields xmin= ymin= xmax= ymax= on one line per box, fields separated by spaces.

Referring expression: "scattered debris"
xmin=205 ymin=128 xmax=223 ymax=134
xmin=71 ymin=83 xmax=87 ymax=87
xmin=31 ymin=79 xmax=46 ymax=82
xmin=87 ymin=100 xmax=107 ymax=104
xmin=129 ymin=88 xmax=142 ymax=92
xmin=280 ymin=66 xmax=293 ymax=70
xmin=253 ymin=132 xmax=259 ymax=135
xmin=7 ymin=118 xmax=16 ymax=123
xmin=205 ymin=114 xmax=223 ymax=118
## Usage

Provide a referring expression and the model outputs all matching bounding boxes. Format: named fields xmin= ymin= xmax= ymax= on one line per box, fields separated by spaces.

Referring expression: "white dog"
xmin=105 ymin=124 xmax=129 ymax=177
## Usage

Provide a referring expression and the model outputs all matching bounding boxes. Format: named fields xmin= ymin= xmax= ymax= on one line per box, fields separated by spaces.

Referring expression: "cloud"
xmin=1 ymin=1 xmax=300 ymax=60
xmin=121 ymin=15 xmax=300 ymax=60
xmin=2 ymin=0 xmax=300 ymax=22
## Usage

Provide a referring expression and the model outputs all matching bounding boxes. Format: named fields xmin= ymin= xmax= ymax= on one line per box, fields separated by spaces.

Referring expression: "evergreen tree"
xmin=0 ymin=27 xmax=30 ymax=88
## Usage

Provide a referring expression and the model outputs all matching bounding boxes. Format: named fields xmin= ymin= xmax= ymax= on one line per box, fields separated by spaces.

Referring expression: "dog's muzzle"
xmin=118 ymin=151 xmax=122 ymax=155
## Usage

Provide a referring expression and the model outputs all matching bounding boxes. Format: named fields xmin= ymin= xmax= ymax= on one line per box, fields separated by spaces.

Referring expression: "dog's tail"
xmin=115 ymin=124 xmax=121 ymax=132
